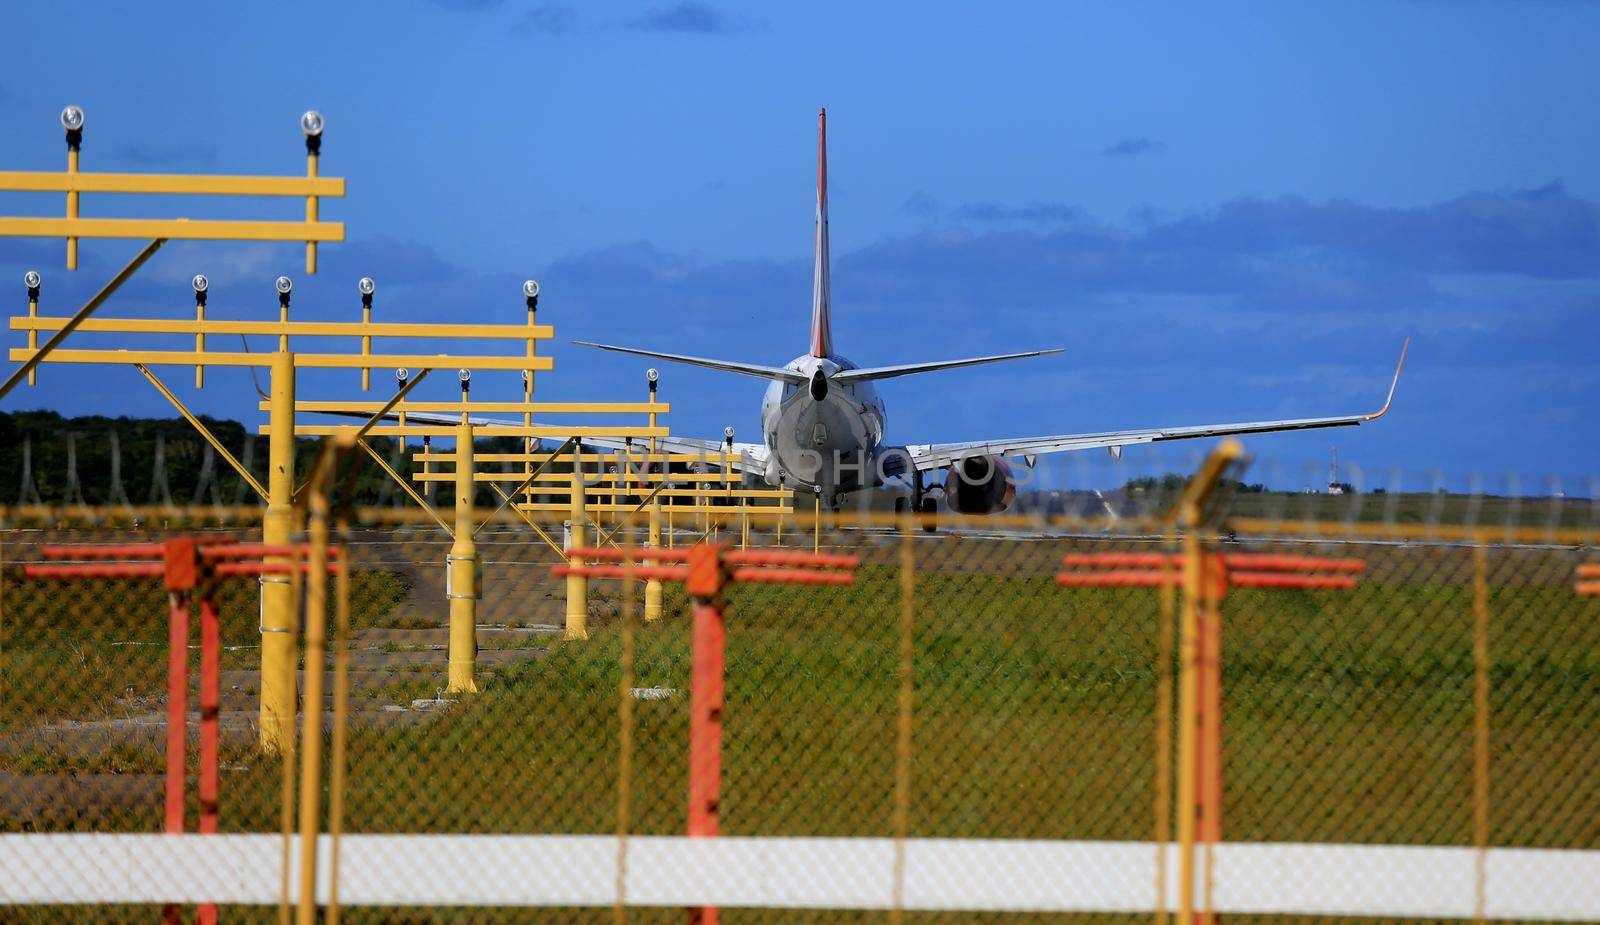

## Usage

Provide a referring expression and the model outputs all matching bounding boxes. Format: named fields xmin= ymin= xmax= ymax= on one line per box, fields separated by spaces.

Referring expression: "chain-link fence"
xmin=2 ymin=459 xmax=1598 ymax=923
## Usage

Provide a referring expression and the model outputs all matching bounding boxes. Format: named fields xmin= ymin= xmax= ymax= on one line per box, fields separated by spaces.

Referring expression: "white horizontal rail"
xmin=0 ymin=835 xmax=1595 ymax=920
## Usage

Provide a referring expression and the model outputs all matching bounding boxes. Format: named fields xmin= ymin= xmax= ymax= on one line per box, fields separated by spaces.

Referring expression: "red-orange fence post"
xmin=162 ymin=538 xmax=197 ymax=925
xmin=26 ymin=539 xmax=338 ymax=925
xmin=1058 ymin=548 xmax=1365 ymax=924
xmin=1577 ymin=563 xmax=1600 ymax=596
xmin=686 ymin=542 xmax=728 ymax=925
xmin=552 ymin=542 xmax=858 ymax=923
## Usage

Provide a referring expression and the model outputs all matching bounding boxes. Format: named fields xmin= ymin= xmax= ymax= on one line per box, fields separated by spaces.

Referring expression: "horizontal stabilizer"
xmin=832 ymin=348 xmax=1062 ymax=384
xmin=574 ymin=341 xmax=807 ymax=384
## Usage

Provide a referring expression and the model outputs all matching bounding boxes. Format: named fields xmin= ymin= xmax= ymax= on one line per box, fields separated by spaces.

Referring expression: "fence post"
xmin=1196 ymin=553 xmax=1225 ymax=925
xmin=198 ymin=582 xmax=222 ymax=925
xmin=685 ymin=543 xmax=729 ymax=925
xmin=297 ymin=463 xmax=334 ymax=925
xmin=1171 ymin=439 xmax=1243 ymax=925
xmin=448 ymin=419 xmax=480 ymax=693
xmin=161 ymin=537 xmax=197 ymax=925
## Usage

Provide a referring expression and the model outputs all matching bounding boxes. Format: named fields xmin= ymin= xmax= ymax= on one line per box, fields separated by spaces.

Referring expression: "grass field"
xmin=1 ymin=529 xmax=1597 ymax=922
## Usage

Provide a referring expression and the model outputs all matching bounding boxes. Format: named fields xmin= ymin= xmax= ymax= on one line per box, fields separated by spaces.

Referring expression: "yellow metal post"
xmin=814 ymin=496 xmax=821 ymax=554
xmin=566 ymin=456 xmax=589 ymax=640
xmin=422 ymin=435 xmax=434 ymax=504
xmin=25 ymin=279 xmax=38 ymax=386
xmin=260 ymin=350 xmax=297 ymax=752
xmin=644 ymin=371 xmax=663 ymax=621
xmin=65 ymin=139 xmax=79 ymax=270
xmin=360 ymin=280 xmax=372 ymax=391
xmin=304 ymin=143 xmax=319 ymax=274
xmin=447 ymin=421 xmax=480 ymax=693
xmin=194 ymin=281 xmax=206 ymax=388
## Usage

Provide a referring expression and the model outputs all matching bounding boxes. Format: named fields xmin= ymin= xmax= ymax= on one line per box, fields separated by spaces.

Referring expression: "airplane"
xmin=352 ymin=109 xmax=1406 ymax=526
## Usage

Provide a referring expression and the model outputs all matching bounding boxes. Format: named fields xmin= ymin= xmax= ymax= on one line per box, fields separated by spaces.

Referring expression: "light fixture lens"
xmin=275 ymin=275 xmax=293 ymax=295
xmin=522 ymin=280 xmax=540 ymax=300
xmin=24 ymin=270 xmax=41 ymax=289
xmin=191 ymin=274 xmax=209 ymax=294
xmin=300 ymin=110 xmax=324 ymax=137
xmin=358 ymin=276 xmax=376 ymax=296
xmin=724 ymin=426 xmax=735 ymax=440
xmin=646 ymin=368 xmax=659 ymax=383
xmin=458 ymin=369 xmax=472 ymax=383
xmin=396 ymin=368 xmax=409 ymax=382
xmin=60 ymin=105 xmax=84 ymax=131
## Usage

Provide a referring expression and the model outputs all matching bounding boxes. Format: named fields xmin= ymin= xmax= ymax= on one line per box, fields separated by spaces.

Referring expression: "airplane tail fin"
xmin=810 ymin=107 xmax=832 ymax=358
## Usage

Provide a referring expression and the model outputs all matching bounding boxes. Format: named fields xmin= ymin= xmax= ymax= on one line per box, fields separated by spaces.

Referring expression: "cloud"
xmin=1102 ymin=137 xmax=1164 ymax=158
xmin=957 ymin=201 xmax=1082 ymax=225
xmin=6 ymin=182 xmax=1596 ymax=476
xmin=512 ymin=3 xmax=578 ymax=35
xmin=622 ymin=2 xmax=765 ymax=34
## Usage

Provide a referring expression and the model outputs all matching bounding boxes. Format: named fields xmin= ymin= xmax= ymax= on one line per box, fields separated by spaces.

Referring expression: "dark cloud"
xmin=622 ymin=2 xmax=765 ymax=35
xmin=512 ymin=3 xmax=578 ymax=35
xmin=1102 ymin=137 xmax=1164 ymax=158
xmin=111 ymin=143 xmax=220 ymax=167
xmin=957 ymin=202 xmax=1082 ymax=225
xmin=6 ymin=182 xmax=1596 ymax=474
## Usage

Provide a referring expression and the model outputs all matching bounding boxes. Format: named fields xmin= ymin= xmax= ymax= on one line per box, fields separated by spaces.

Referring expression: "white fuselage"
xmin=759 ymin=354 xmax=886 ymax=499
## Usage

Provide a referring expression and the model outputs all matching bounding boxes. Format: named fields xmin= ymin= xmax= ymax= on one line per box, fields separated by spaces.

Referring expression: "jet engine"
xmin=943 ymin=454 xmax=1017 ymax=514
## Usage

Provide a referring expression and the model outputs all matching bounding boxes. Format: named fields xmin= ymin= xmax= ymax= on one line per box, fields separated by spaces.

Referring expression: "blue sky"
xmin=2 ymin=1 xmax=1598 ymax=491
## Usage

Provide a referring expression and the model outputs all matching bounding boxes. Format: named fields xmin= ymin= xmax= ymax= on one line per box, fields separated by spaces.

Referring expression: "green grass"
xmin=1 ymin=537 xmax=1596 ymax=925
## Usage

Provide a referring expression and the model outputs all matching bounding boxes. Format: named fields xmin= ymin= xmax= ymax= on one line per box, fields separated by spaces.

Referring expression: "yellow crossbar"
xmin=15 ymin=318 xmax=553 ymax=340
xmin=0 ymin=217 xmax=344 ymax=242
xmin=516 ymin=503 xmax=793 ymax=514
xmin=0 ymin=171 xmax=345 ymax=196
xmin=12 ymin=349 xmax=554 ymax=371
xmin=284 ymin=400 xmax=661 ymax=414
xmin=413 ymin=452 xmax=742 ymax=464
xmin=414 ymin=471 xmax=742 ymax=483
xmin=272 ymin=425 xmax=670 ymax=438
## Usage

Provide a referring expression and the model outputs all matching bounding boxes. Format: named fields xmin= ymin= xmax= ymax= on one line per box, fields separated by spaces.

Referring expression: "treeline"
xmin=1122 ymin=474 xmax=1274 ymax=494
xmin=0 ymin=411 xmax=529 ymax=508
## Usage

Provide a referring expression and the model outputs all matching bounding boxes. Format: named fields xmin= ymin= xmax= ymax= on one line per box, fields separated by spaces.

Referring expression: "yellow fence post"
xmin=296 ymin=446 xmax=333 ymax=925
xmin=260 ymin=349 xmax=297 ymax=753
xmin=566 ymin=453 xmax=589 ymax=640
xmin=447 ymin=415 xmax=480 ymax=693
xmin=1175 ymin=500 xmax=1201 ymax=925
xmin=1170 ymin=438 xmax=1243 ymax=925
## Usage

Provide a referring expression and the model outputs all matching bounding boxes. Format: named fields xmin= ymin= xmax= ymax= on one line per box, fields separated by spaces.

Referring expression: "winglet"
xmin=1364 ymin=337 xmax=1409 ymax=421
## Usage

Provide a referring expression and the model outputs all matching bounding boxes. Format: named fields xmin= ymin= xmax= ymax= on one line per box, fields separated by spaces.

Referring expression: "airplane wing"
xmin=832 ymin=348 xmax=1063 ymax=383
xmin=313 ymin=408 xmax=770 ymax=473
xmin=905 ymin=340 xmax=1408 ymax=472
xmin=572 ymin=341 xmax=807 ymax=385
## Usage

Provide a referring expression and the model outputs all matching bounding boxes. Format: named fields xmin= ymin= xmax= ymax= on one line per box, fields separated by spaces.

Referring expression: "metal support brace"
xmin=134 ymin=363 xmax=268 ymax=500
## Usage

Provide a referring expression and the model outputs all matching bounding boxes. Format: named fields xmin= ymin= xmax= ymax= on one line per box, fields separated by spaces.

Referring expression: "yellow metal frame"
xmin=0 ymin=130 xmax=344 ymax=273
